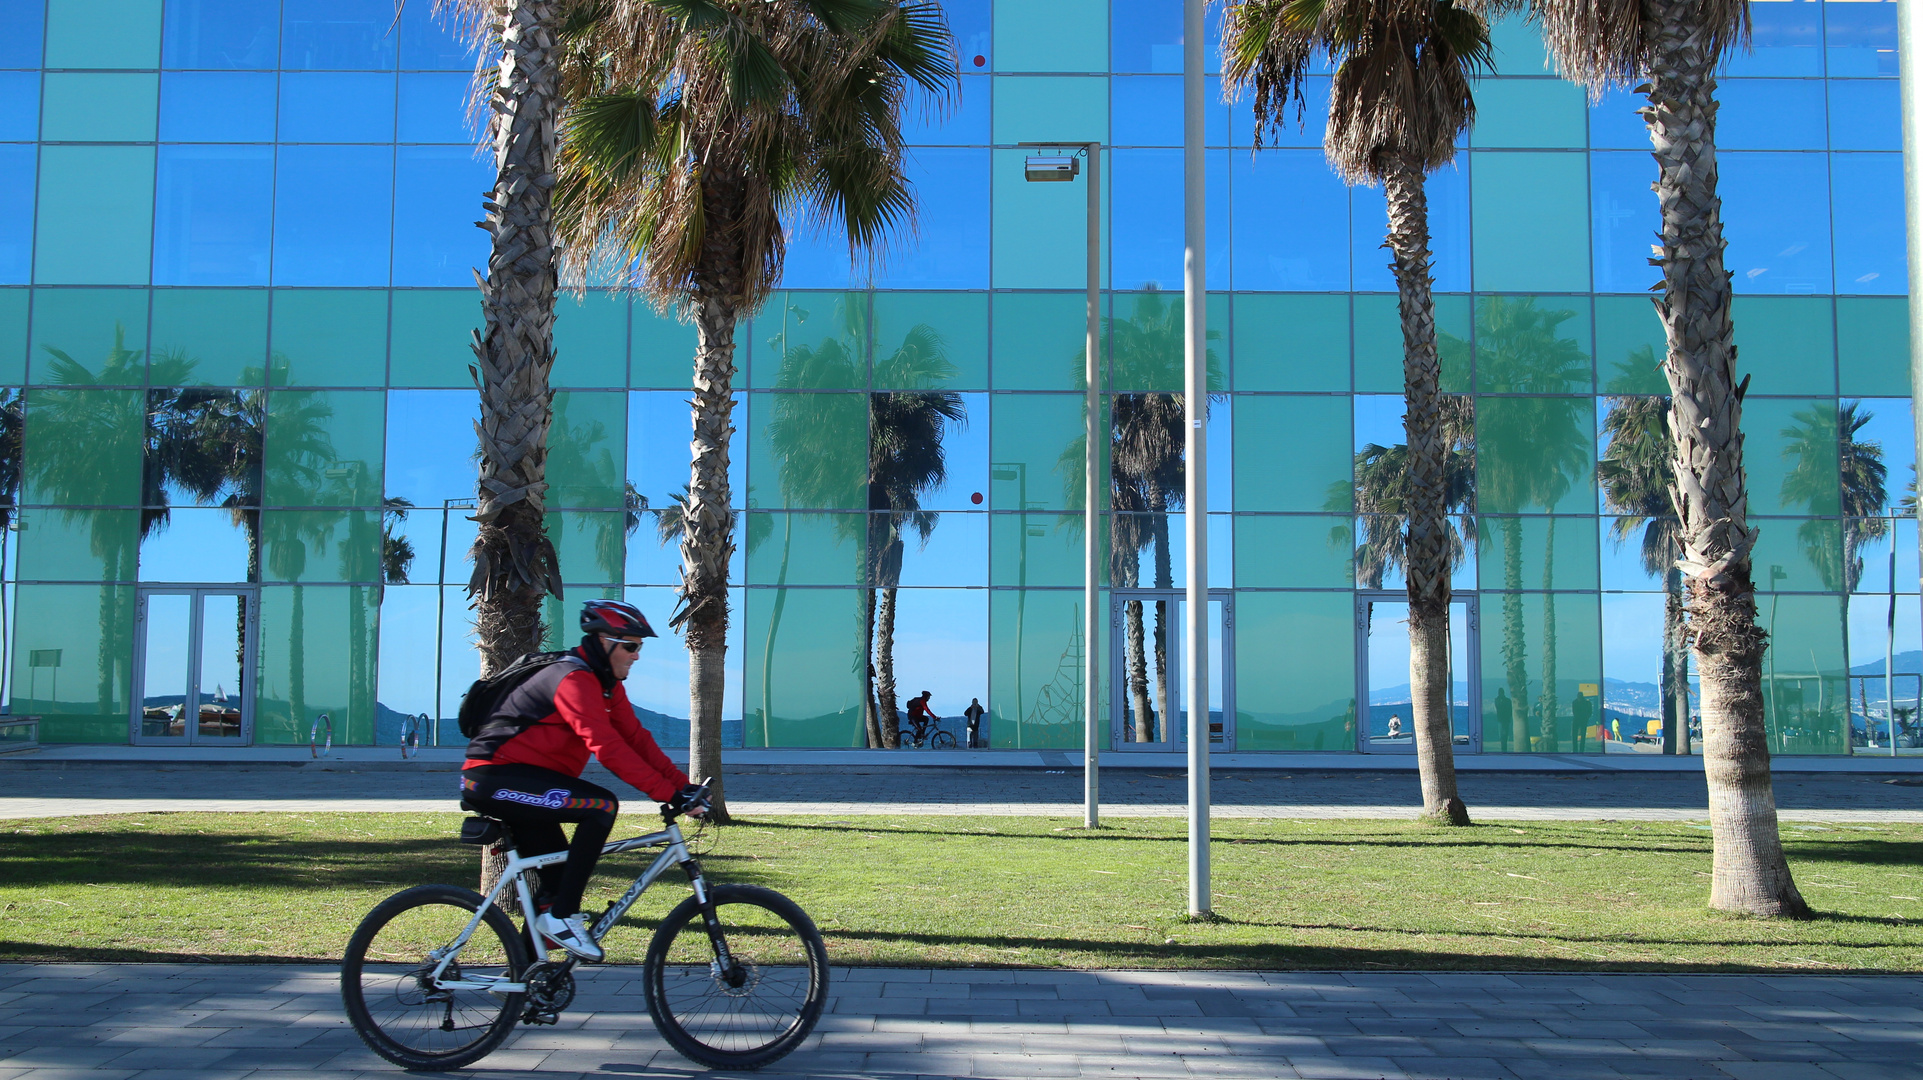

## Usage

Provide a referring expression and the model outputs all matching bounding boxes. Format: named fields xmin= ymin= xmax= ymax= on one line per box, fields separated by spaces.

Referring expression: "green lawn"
xmin=2 ymin=812 xmax=1919 ymax=971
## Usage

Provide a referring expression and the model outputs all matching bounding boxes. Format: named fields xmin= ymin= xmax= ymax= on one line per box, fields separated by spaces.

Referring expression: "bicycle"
xmin=340 ymin=781 xmax=828 ymax=1072
xmin=899 ymin=713 xmax=956 ymax=749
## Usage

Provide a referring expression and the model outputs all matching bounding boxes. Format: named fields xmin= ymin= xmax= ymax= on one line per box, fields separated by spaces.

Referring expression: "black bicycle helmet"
xmin=581 ymin=599 xmax=658 ymax=639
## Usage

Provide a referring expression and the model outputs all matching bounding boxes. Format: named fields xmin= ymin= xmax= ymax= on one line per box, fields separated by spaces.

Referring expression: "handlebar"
xmin=659 ymin=778 xmax=714 ymax=824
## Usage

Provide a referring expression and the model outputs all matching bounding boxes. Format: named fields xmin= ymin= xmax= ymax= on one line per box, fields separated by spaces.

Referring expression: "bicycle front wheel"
xmin=341 ymin=884 xmax=530 ymax=1071
xmin=930 ymin=730 xmax=957 ymax=749
xmin=643 ymin=883 xmax=829 ymax=1070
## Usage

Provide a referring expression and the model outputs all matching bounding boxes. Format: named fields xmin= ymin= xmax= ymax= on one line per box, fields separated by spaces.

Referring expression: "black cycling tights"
xmin=460 ymin=764 xmax=620 ymax=918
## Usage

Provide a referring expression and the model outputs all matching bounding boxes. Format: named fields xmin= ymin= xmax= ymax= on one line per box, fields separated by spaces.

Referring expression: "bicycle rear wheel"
xmin=341 ymin=884 xmax=530 ymax=1071
xmin=643 ymin=883 xmax=828 ymax=1070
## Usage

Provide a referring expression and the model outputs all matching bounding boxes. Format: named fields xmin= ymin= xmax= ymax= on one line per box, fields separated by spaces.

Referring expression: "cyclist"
xmin=905 ymin=691 xmax=936 ymax=742
xmin=460 ymin=599 xmax=706 ymax=962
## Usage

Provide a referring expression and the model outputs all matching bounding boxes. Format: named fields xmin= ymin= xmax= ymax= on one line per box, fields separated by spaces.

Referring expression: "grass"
xmin=2 ymin=812 xmax=1921 ymax=971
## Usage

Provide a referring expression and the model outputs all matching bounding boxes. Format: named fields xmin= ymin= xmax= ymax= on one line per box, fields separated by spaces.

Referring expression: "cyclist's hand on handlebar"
xmin=668 ymin=784 xmax=711 ymax=818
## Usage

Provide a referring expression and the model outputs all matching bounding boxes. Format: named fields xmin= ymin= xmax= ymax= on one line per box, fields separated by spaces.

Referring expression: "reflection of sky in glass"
xmin=141 ymin=593 xmax=193 ymax=706
xmin=1600 ymin=592 xmax=1665 ymax=689
xmin=384 ymin=390 xmax=477 ymax=506
xmin=879 ymin=588 xmax=987 ymax=723
xmin=138 ymin=509 xmax=252 ymax=583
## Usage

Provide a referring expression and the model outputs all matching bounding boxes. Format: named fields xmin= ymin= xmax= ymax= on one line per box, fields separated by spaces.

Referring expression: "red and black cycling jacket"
xmin=462 ymin=647 xmax=688 ymax=803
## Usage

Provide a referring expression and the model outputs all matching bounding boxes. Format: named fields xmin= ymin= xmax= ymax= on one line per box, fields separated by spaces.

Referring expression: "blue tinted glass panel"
xmin=164 ymin=0 xmax=278 ymax=69
xmin=1826 ymin=0 xmax=1898 ymax=77
xmin=1113 ymin=75 xmax=1179 ymax=146
xmin=1111 ymin=0 xmax=1221 ymax=73
xmin=398 ymin=72 xmax=472 ymax=143
xmin=273 ymin=145 xmax=393 ymax=286
xmin=280 ymin=72 xmax=396 ymax=142
xmin=902 ymin=73 xmax=990 ymax=145
xmin=398 ymin=1 xmax=476 ymax=70
xmin=1832 ymin=153 xmax=1906 ymax=295
xmin=154 ymin=145 xmax=273 ymax=286
xmin=874 ymin=147 xmax=988 ymax=290
xmin=0 ymin=72 xmax=37 ymax=141
xmin=1232 ymin=149 xmax=1349 ymax=290
xmin=0 ymin=145 xmax=30 ymax=283
xmin=1110 ymin=148 xmax=1230 ymax=292
xmin=1725 ymin=0 xmax=1822 ymax=76
xmin=1721 ymin=151 xmax=1831 ymax=293
xmin=1352 ymin=162 xmax=1468 ymax=292
xmin=1716 ymin=79 xmax=1826 ymax=149
xmin=282 ymin=0 xmax=398 ymax=70
xmin=1587 ymin=86 xmax=1647 ymax=149
xmin=160 ymin=72 xmax=276 ymax=142
xmin=393 ymin=146 xmax=491 ymax=288
xmin=0 ymin=0 xmax=42 ymax=68
xmin=774 ymin=223 xmax=856 ymax=290
xmin=1591 ymin=151 xmax=1660 ymax=294
xmin=1829 ymin=80 xmax=1900 ymax=150
xmin=1230 ymin=75 xmax=1329 ymax=149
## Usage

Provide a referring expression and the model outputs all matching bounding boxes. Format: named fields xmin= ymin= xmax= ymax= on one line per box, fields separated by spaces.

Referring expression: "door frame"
xmin=1354 ymin=590 xmax=1481 ymax=754
xmin=1108 ymin=588 xmax=1235 ymax=751
xmin=130 ymin=585 xmax=259 ymax=746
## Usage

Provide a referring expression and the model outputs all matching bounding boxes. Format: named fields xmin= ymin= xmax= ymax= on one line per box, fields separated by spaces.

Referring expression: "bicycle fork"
xmin=683 ymin=858 xmax=744 ymax=988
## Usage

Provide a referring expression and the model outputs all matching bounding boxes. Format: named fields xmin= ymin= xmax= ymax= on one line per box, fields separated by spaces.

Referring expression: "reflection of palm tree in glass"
xmin=1331 ymin=394 xmax=1477 ymax=591
xmin=546 ymin=397 xmax=627 ymax=587
xmin=0 ymin=388 xmax=21 ymax=691
xmin=1599 ymin=395 xmax=1691 ymax=753
xmin=1474 ymin=298 xmax=1591 ymax=751
xmin=260 ymin=384 xmax=339 ymax=740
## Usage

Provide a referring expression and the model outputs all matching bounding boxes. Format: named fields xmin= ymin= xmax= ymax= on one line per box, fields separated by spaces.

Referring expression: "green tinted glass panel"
xmin=42 ymin=73 xmax=157 ymax=142
xmin=0 ymin=289 xmax=26 ymax=383
xmin=264 ymin=389 xmax=384 ymax=507
xmin=1758 ymin=592 xmax=1847 ymax=754
xmin=995 ymin=0 xmax=1105 ymax=71
xmin=994 ymin=292 xmax=1089 ymax=390
xmin=991 ymin=512 xmax=1089 ymax=587
xmin=631 ymin=303 xmax=697 ymax=389
xmin=540 ymin=583 xmax=624 ymax=651
xmin=151 ymin=289 xmax=269 ymax=386
xmin=1234 ymin=396 xmax=1352 ymax=512
xmin=1480 ymin=590 xmax=1603 ymax=753
xmin=1474 ymin=295 xmax=1592 ymax=393
xmin=1477 ymin=396 xmax=1596 ymax=513
xmin=16 ymin=508 xmax=139 ymax=580
xmin=549 ymin=390 xmax=625 ymax=508
xmin=545 ymin=511 xmax=625 ymax=586
xmin=259 ymin=509 xmax=382 ymax=583
xmin=1477 ymin=516 xmax=1601 ymax=592
xmin=553 ymin=290 xmax=627 ymax=389
xmin=873 ymin=292 xmax=987 ymax=390
xmin=11 ymin=583 xmax=135 ymax=743
xmin=743 ymin=586 xmax=865 ymax=747
xmin=992 ymin=75 xmax=1107 ymax=143
xmin=1109 ymin=291 xmax=1224 ymax=393
xmin=1752 ymin=518 xmax=1843 ymax=592
xmin=1487 ymin=11 xmax=1549 ymax=75
xmin=992 ymin=149 xmax=1103 ymax=291
xmin=989 ymin=588 xmax=1086 ymax=749
xmin=1595 ymin=295 xmax=1668 ymax=394
xmin=390 ymin=290 xmax=480 ymax=388
xmin=1745 ymin=397 xmax=1838 ymax=516
xmin=36 ymin=147 xmax=155 ymax=286
xmin=1234 ymin=590 xmax=1355 ymax=750
xmin=271 ymin=290 xmax=386 ymax=387
xmin=744 ymin=512 xmax=864 ymax=586
xmin=255 ymin=584 xmax=379 ymax=746
xmin=752 ymin=292 xmax=867 ymax=390
xmin=989 ymin=393 xmax=1083 ymax=511
xmin=1470 ymin=78 xmax=1585 ymax=148
xmin=749 ymin=391 xmax=866 ymax=509
xmin=1470 ymin=152 xmax=1589 ymax=293
xmin=46 ymin=0 xmax=161 ymax=68
xmin=23 ymin=387 xmax=143 ymax=506
xmin=30 ymin=288 xmax=147 ymax=384
xmin=1356 ymin=294 xmax=1470 ymax=393
xmin=1837 ymin=297 xmax=1909 ymax=397
xmin=1733 ymin=296 xmax=1835 ymax=396
xmin=1234 ymin=515 xmax=1353 ymax=588
xmin=1234 ymin=294 xmax=1347 ymax=392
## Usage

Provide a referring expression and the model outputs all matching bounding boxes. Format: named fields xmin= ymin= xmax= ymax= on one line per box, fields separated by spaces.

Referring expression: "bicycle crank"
xmin=520 ymin=961 xmax=576 ymax=1025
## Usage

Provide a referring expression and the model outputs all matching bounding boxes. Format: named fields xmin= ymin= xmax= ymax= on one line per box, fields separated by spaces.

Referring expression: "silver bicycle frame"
xmin=428 ymin=822 xmax=693 ymax=994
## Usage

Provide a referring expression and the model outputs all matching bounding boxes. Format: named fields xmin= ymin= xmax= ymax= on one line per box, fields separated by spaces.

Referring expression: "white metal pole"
xmin=1890 ymin=507 xmax=1899 ymax=756
xmin=1901 ymin=0 xmax=1923 ymax=730
xmin=1085 ymin=141 xmax=1103 ymax=830
xmin=1183 ymin=0 xmax=1211 ymax=917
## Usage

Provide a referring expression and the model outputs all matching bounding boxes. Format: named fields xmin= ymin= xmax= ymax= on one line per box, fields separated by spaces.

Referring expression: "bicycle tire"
xmin=341 ymin=884 xmax=530 ymax=1071
xmin=643 ymin=883 xmax=829 ymax=1070
xmin=930 ymin=730 xmax=957 ymax=749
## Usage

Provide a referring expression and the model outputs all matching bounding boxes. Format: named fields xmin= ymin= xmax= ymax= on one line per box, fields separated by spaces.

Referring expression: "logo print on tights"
xmin=493 ymin=787 xmax=571 ymax=809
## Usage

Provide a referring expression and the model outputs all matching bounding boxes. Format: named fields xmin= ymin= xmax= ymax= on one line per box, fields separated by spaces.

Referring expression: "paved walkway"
xmin=3 ymin=763 xmax=1922 ymax=822
xmin=0 ymin=963 xmax=1916 ymax=1080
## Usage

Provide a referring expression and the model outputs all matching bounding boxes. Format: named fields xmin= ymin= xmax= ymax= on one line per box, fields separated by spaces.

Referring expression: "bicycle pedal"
xmin=521 ymin=1009 xmax=559 ymax=1026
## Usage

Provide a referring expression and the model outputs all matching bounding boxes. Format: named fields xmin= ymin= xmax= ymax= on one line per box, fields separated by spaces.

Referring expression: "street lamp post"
xmin=1182 ymin=0 xmax=1211 ymax=918
xmin=1901 ymin=0 xmax=1923 ymax=697
xmin=1020 ymin=141 xmax=1101 ymax=829
xmin=434 ymin=497 xmax=476 ymax=746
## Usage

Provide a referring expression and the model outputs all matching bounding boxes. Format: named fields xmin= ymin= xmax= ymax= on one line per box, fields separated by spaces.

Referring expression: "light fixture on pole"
xmin=1020 ymin=139 xmax=1101 ymax=830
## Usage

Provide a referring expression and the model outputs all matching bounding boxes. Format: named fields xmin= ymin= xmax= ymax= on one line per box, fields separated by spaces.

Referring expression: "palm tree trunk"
xmin=876 ymin=583 xmax=901 ymax=745
xmin=1501 ymin=518 xmax=1528 ymax=751
xmin=1150 ymin=488 xmax=1173 ymax=730
xmin=1384 ymin=158 xmax=1467 ymax=825
xmin=1539 ymin=526 xmax=1558 ymax=750
xmin=684 ymin=293 xmax=740 ymax=822
xmin=859 ymin=585 xmax=881 ymax=747
xmin=1126 ymin=598 xmax=1153 ymax=741
xmin=1645 ymin=0 xmax=1806 ymax=916
xmin=1663 ymin=565 xmax=1690 ymax=753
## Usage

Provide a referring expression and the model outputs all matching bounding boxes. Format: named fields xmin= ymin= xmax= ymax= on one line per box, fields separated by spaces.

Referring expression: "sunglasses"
xmin=603 ymin=637 xmax=644 ymax=654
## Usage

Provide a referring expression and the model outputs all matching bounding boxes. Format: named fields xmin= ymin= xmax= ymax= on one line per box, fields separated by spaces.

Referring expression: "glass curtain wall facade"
xmin=3 ymin=0 xmax=1915 ymax=756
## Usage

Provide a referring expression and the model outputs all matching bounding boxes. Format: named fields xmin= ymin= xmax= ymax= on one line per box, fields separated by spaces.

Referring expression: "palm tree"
xmin=0 ymin=387 xmax=21 ymax=692
xmin=1225 ymin=0 xmax=1491 ymax=824
xmin=1599 ymin=395 xmax=1691 ymax=753
xmin=1334 ymin=394 xmax=1478 ymax=591
xmin=554 ymin=0 xmax=956 ymax=816
xmin=1508 ymin=0 xmax=1809 ymax=918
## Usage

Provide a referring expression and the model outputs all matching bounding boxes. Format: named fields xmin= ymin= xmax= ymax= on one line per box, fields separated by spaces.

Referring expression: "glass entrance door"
xmin=133 ymin=588 xmax=255 ymax=744
xmin=1111 ymin=590 xmax=1233 ymax=750
xmin=1356 ymin=593 xmax=1477 ymax=753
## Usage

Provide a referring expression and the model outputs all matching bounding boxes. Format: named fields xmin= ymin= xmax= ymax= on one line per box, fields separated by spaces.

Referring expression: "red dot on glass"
xmin=970 ymin=492 xmax=983 ymax=505
xmin=973 ymin=55 xmax=986 ymax=67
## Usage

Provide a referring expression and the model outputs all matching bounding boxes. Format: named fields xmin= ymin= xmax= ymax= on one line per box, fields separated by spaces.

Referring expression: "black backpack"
xmin=456 ymin=651 xmax=584 ymax=739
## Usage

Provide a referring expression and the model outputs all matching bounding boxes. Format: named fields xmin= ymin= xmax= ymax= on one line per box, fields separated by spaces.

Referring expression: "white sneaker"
xmin=536 ymin=911 xmax=604 ymax=962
